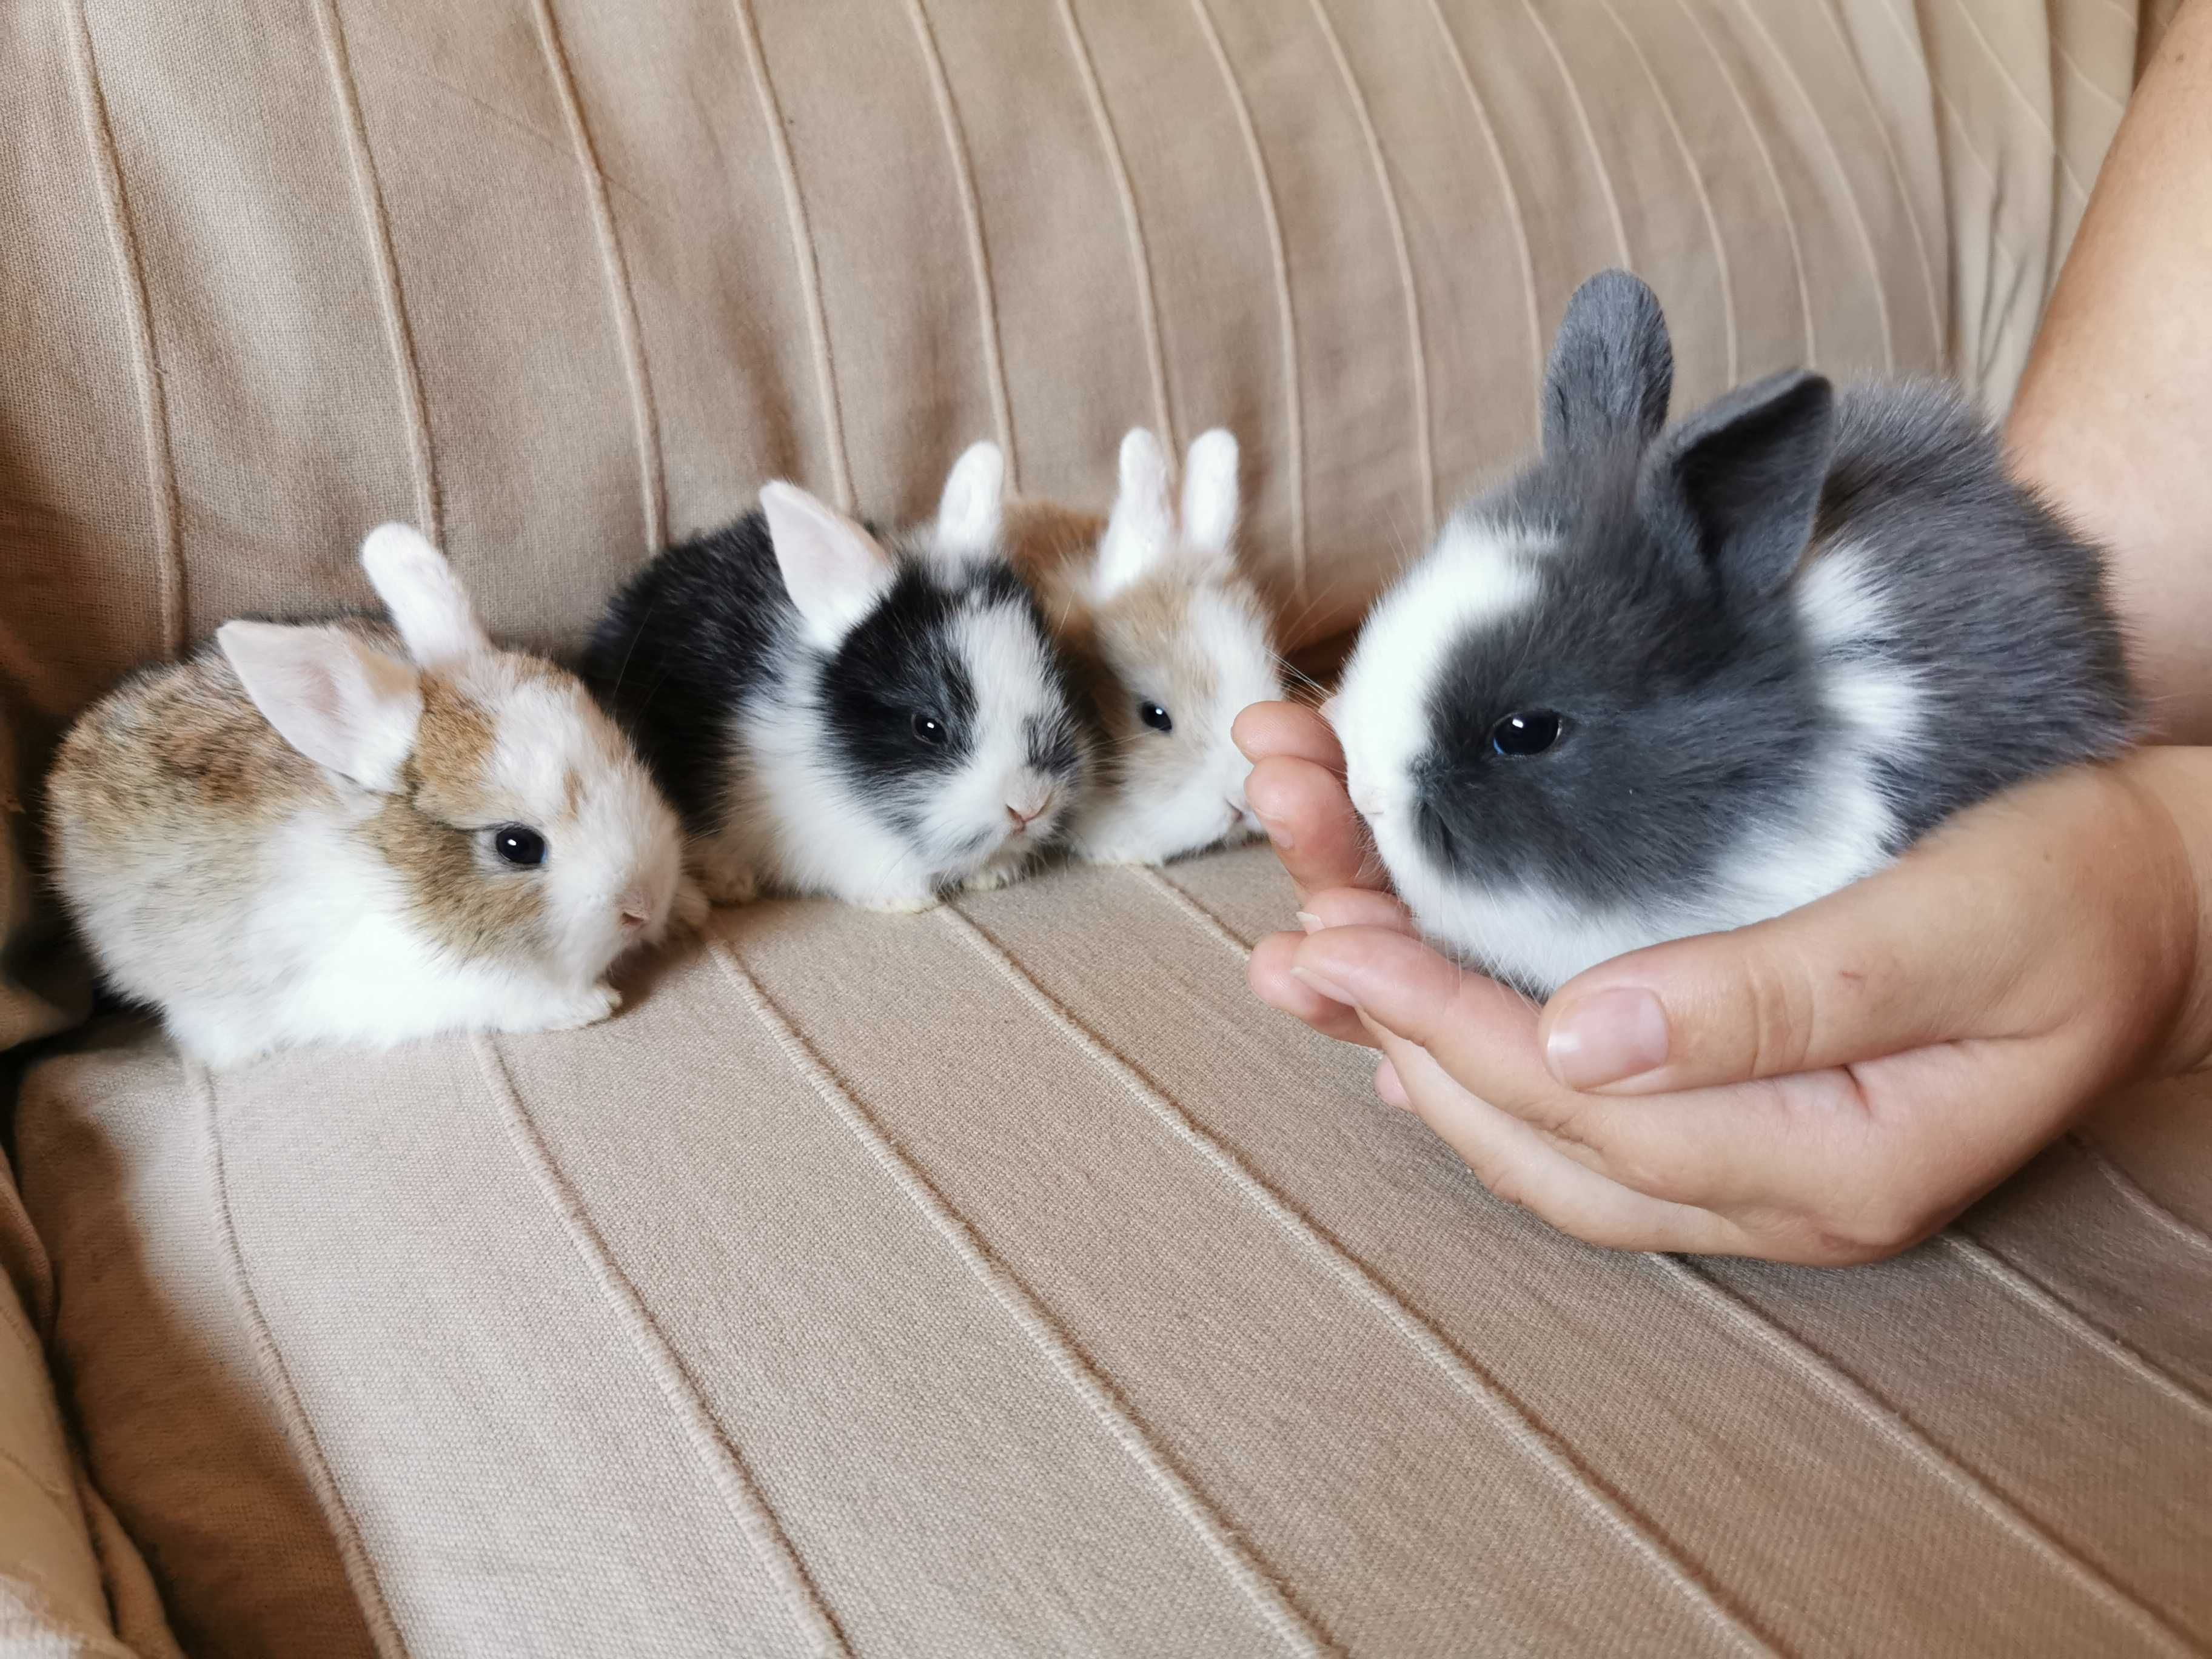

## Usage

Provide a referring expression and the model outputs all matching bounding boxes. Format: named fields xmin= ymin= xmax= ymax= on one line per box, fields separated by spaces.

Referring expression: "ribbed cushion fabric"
xmin=1 ymin=2 xmax=2200 ymax=1655
xmin=13 ymin=848 xmax=2212 ymax=1657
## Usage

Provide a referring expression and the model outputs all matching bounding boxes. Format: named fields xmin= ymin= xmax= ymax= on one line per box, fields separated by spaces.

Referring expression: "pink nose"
xmin=618 ymin=893 xmax=654 ymax=931
xmin=1007 ymin=804 xmax=1039 ymax=830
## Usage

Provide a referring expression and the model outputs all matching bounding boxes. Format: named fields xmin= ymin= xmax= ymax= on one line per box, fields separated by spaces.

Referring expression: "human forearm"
xmin=2007 ymin=0 xmax=2212 ymax=740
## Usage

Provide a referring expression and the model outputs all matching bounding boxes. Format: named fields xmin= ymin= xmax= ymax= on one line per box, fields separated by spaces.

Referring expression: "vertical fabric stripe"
xmin=472 ymin=1037 xmax=850 ymax=1656
xmin=1190 ymin=0 xmax=1307 ymax=600
xmin=942 ymin=902 xmax=1775 ymax=1658
xmin=2071 ymin=1135 xmax=2212 ymax=1256
xmin=1942 ymin=1234 xmax=2212 ymax=1426
xmin=1307 ymin=0 xmax=1435 ymax=541
xmin=1594 ymin=0 xmax=1740 ymax=384
xmin=1813 ymin=0 xmax=1946 ymax=358
xmin=1673 ymin=0 xmax=1815 ymax=366
xmin=532 ymin=0 xmax=667 ymax=555
xmin=1728 ymin=0 xmax=1896 ymax=373
xmin=903 ymin=0 xmax=1017 ymax=487
xmin=708 ymin=939 xmax=1326 ymax=1657
xmin=310 ymin=0 xmax=440 ymax=541
xmin=1061 ymin=0 xmax=1176 ymax=448
xmin=62 ymin=0 xmax=183 ymax=657
xmin=1423 ymin=0 xmax=1544 ymax=441
xmin=193 ymin=1063 xmax=409 ymax=1659
xmin=731 ymin=0 xmax=856 ymax=513
xmin=1946 ymin=0 xmax=2091 ymax=203
xmin=1131 ymin=865 xmax=1252 ymax=957
xmin=1658 ymin=1257 xmax=2197 ymax=1657
xmin=1520 ymin=0 xmax=1632 ymax=266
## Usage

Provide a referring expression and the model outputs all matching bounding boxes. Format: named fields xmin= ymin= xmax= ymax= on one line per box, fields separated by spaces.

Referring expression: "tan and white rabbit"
xmin=1007 ymin=427 xmax=1284 ymax=866
xmin=46 ymin=525 xmax=701 ymax=1065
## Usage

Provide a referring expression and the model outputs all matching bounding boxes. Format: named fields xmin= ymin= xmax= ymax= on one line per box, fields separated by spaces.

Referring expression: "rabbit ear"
xmin=934 ymin=440 xmax=1006 ymax=558
xmin=360 ymin=524 xmax=492 ymax=669
xmin=760 ymin=481 xmax=897 ymax=649
xmin=1178 ymin=429 xmax=1240 ymax=560
xmin=220 ymin=620 xmax=422 ymax=791
xmin=1542 ymin=269 xmax=1674 ymax=458
xmin=1642 ymin=369 xmax=1835 ymax=602
xmin=1096 ymin=428 xmax=1176 ymax=599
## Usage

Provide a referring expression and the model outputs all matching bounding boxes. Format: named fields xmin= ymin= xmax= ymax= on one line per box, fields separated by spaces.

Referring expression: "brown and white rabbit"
xmin=1007 ymin=427 xmax=1284 ymax=866
xmin=45 ymin=525 xmax=701 ymax=1065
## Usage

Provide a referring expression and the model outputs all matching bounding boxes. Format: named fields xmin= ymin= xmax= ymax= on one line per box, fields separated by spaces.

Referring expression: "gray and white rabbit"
xmin=1332 ymin=269 xmax=2136 ymax=996
xmin=47 ymin=525 xmax=699 ymax=1065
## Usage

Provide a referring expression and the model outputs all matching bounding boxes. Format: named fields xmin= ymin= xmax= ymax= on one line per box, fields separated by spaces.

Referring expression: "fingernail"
xmin=1546 ymin=987 xmax=1669 ymax=1090
xmin=1295 ymin=910 xmax=1324 ymax=934
xmin=1289 ymin=964 xmax=1356 ymax=1006
xmin=1261 ymin=816 xmax=1295 ymax=850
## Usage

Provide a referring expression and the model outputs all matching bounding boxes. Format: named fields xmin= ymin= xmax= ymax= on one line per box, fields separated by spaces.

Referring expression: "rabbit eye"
xmin=492 ymin=825 xmax=548 ymax=867
xmin=1139 ymin=701 xmax=1173 ymax=733
xmin=911 ymin=712 xmax=948 ymax=747
xmin=1490 ymin=711 xmax=1563 ymax=757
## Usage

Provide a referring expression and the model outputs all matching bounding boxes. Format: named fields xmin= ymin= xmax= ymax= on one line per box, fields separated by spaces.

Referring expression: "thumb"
xmin=1533 ymin=773 xmax=2148 ymax=1094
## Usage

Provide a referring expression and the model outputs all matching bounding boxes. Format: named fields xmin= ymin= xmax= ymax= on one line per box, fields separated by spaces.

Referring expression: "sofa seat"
xmin=16 ymin=845 xmax=2211 ymax=1658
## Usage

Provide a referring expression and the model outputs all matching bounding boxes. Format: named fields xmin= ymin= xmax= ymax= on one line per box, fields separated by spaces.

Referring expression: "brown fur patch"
xmin=366 ymin=674 xmax=546 ymax=963
xmin=46 ymin=643 xmax=326 ymax=853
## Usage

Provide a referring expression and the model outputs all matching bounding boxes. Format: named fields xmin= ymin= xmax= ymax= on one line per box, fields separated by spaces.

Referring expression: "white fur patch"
xmin=1067 ymin=580 xmax=1284 ymax=865
xmin=726 ymin=586 xmax=1072 ymax=909
xmin=1335 ymin=515 xmax=1548 ymax=825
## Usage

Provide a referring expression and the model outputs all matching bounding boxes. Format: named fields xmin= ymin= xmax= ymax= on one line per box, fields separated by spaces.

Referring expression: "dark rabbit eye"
xmin=911 ymin=712 xmax=947 ymax=747
xmin=1139 ymin=701 xmax=1173 ymax=733
xmin=492 ymin=825 xmax=548 ymax=867
xmin=1490 ymin=711 xmax=1563 ymax=757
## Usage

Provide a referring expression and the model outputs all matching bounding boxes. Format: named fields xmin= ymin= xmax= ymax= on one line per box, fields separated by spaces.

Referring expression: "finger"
xmin=1294 ymin=926 xmax=1758 ymax=1207
xmin=1535 ymin=763 xmax=2186 ymax=1095
xmin=1302 ymin=887 xmax=1417 ymax=935
xmin=1374 ymin=1053 xmax=1407 ymax=1107
xmin=1372 ymin=1024 xmax=1747 ymax=1253
xmin=1249 ymin=931 xmax=1374 ymax=1046
xmin=1233 ymin=700 xmax=1344 ymax=774
xmin=1245 ymin=756 xmax=1386 ymax=900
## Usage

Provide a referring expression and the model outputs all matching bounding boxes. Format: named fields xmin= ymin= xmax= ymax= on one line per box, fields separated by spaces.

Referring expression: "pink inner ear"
xmin=761 ymin=481 xmax=895 ymax=644
xmin=219 ymin=621 xmax=422 ymax=791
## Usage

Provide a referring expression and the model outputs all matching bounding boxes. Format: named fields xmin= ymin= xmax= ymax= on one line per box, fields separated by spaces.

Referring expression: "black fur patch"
xmin=583 ymin=511 xmax=1087 ymax=842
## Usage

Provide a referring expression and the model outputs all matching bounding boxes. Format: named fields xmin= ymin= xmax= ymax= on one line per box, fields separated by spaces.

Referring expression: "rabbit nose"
xmin=618 ymin=891 xmax=655 ymax=930
xmin=1005 ymin=786 xmax=1056 ymax=831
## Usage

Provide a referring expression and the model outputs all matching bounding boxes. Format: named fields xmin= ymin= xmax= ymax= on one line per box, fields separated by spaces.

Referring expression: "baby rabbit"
xmin=587 ymin=443 xmax=1092 ymax=911
xmin=46 ymin=526 xmax=697 ymax=1065
xmin=1006 ymin=427 xmax=1282 ymax=866
xmin=1332 ymin=269 xmax=2136 ymax=996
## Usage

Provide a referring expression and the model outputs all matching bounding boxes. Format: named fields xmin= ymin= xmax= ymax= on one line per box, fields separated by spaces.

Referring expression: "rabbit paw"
xmin=698 ymin=861 xmax=761 ymax=908
xmin=527 ymin=983 xmax=622 ymax=1033
xmin=855 ymin=889 xmax=942 ymax=914
xmin=671 ymin=876 xmax=712 ymax=933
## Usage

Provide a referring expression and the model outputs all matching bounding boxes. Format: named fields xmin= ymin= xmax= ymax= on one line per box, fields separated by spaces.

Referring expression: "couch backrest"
xmin=0 ymin=0 xmax=2159 ymax=1048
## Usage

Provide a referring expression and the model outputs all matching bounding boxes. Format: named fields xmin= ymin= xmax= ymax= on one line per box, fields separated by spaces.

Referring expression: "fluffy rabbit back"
xmin=48 ymin=527 xmax=692 ymax=1064
xmin=1335 ymin=270 xmax=2133 ymax=996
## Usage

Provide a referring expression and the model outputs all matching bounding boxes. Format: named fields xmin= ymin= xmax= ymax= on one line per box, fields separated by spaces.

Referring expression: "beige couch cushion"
xmin=2 ymin=1 xmax=2202 ymax=1655
xmin=17 ymin=849 xmax=2212 ymax=1657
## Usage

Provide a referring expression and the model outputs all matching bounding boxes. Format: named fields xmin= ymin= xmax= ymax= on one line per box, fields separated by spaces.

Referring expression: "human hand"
xmin=1241 ymin=707 xmax=2212 ymax=1263
xmin=1234 ymin=701 xmax=1410 ymax=1047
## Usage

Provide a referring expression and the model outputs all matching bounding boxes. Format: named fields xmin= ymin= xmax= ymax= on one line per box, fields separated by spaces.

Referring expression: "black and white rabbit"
xmin=586 ymin=443 xmax=1093 ymax=912
xmin=1332 ymin=269 xmax=2136 ymax=996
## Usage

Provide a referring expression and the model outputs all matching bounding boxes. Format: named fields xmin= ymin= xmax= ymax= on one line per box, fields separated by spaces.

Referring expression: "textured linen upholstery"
xmin=1 ymin=2 xmax=2204 ymax=1655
